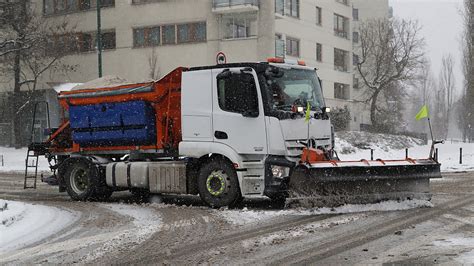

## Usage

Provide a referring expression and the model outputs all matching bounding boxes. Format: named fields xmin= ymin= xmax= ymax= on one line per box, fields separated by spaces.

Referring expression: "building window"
xmin=162 ymin=25 xmax=176 ymax=45
xmin=335 ymin=0 xmax=349 ymax=5
xmin=334 ymin=13 xmax=349 ymax=39
xmin=177 ymin=22 xmax=206 ymax=43
xmin=79 ymin=33 xmax=93 ymax=52
xmin=101 ymin=31 xmax=116 ymax=50
xmin=275 ymin=34 xmax=285 ymax=58
xmin=52 ymin=30 xmax=115 ymax=54
xmin=134 ymin=27 xmax=160 ymax=47
xmin=134 ymin=22 xmax=206 ymax=47
xmin=353 ymin=75 xmax=359 ymax=89
xmin=316 ymin=43 xmax=322 ymax=62
xmin=43 ymin=0 xmax=115 ymax=15
xmin=316 ymin=6 xmax=322 ymax=25
xmin=353 ymin=53 xmax=359 ymax=66
xmin=132 ymin=0 xmax=163 ymax=4
xmin=286 ymin=37 xmax=299 ymax=57
xmin=353 ymin=31 xmax=359 ymax=43
xmin=334 ymin=48 xmax=348 ymax=72
xmin=223 ymin=16 xmax=257 ymax=39
xmin=286 ymin=0 xmax=299 ymax=18
xmin=353 ymin=8 xmax=359 ymax=20
xmin=275 ymin=0 xmax=284 ymax=15
xmin=217 ymin=73 xmax=259 ymax=115
xmin=334 ymin=83 xmax=350 ymax=100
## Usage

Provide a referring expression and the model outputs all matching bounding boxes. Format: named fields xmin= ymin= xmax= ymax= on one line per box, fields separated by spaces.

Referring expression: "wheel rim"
xmin=70 ymin=166 xmax=89 ymax=194
xmin=206 ymin=170 xmax=228 ymax=196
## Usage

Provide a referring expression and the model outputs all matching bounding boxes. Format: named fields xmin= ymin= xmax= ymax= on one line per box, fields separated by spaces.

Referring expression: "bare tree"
xmin=416 ymin=59 xmax=435 ymax=105
xmin=407 ymin=59 xmax=436 ymax=134
xmin=0 ymin=1 xmax=75 ymax=147
xmin=356 ymin=18 xmax=425 ymax=131
xmin=459 ymin=0 xmax=474 ymax=141
xmin=438 ymin=54 xmax=456 ymax=138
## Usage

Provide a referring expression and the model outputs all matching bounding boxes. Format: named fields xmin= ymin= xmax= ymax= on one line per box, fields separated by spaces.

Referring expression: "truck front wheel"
xmin=197 ymin=158 xmax=242 ymax=208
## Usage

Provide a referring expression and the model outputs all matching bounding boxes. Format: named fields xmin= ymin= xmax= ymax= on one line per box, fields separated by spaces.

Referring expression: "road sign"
xmin=216 ymin=52 xmax=227 ymax=64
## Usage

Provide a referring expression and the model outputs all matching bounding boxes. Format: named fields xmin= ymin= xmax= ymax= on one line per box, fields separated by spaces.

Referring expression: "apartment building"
xmin=0 ymin=0 xmax=391 ymax=144
xmin=26 ymin=0 xmax=355 ymax=120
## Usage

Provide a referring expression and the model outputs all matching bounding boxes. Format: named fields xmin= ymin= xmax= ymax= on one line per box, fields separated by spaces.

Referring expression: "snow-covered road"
xmin=1 ymin=171 xmax=473 ymax=264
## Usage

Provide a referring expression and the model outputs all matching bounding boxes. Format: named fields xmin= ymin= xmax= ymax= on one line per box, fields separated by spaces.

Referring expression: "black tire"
xmin=130 ymin=188 xmax=150 ymax=202
xmin=197 ymin=158 xmax=242 ymax=208
xmin=269 ymin=195 xmax=287 ymax=209
xmin=64 ymin=159 xmax=110 ymax=201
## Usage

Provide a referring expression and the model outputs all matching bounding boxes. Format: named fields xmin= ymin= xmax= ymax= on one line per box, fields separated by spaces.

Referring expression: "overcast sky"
xmin=389 ymin=0 xmax=464 ymax=95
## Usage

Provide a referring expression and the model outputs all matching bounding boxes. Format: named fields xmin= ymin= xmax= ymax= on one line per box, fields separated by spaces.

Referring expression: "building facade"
xmin=0 ymin=0 xmax=391 ymax=144
xmin=30 ymin=0 xmax=360 ymax=124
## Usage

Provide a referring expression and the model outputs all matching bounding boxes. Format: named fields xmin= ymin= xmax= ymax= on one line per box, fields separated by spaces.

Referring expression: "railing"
xmin=213 ymin=0 xmax=259 ymax=8
xmin=334 ymin=29 xmax=349 ymax=39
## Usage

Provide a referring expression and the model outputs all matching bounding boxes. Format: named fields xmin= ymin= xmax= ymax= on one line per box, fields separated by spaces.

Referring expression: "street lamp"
xmin=96 ymin=0 xmax=102 ymax=78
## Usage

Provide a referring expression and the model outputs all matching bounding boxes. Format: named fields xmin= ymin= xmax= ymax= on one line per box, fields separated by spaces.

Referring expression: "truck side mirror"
xmin=217 ymin=69 xmax=232 ymax=79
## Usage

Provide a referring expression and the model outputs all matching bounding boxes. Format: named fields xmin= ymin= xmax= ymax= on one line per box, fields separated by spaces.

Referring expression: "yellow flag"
xmin=415 ymin=105 xmax=429 ymax=120
xmin=305 ymin=102 xmax=311 ymax=122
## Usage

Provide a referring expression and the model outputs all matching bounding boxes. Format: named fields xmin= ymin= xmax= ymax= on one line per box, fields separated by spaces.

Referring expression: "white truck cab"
xmin=179 ymin=60 xmax=333 ymax=202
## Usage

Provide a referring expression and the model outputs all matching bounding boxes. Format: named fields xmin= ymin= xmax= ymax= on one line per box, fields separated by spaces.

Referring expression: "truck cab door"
xmin=211 ymin=68 xmax=267 ymax=155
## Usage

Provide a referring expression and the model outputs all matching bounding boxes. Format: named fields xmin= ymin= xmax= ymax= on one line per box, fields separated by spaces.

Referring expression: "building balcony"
xmin=212 ymin=0 xmax=259 ymax=14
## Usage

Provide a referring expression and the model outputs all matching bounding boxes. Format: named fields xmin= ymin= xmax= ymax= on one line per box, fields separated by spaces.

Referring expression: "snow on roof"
xmin=52 ymin=83 xmax=83 ymax=93
xmin=70 ymin=75 xmax=133 ymax=91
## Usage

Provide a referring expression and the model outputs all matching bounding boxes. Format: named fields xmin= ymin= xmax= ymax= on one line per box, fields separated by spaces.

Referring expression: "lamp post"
xmin=96 ymin=0 xmax=103 ymax=78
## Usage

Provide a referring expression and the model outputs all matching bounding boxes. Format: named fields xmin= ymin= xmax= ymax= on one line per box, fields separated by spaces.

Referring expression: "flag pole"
xmin=428 ymin=117 xmax=436 ymax=159
xmin=427 ymin=117 xmax=434 ymax=142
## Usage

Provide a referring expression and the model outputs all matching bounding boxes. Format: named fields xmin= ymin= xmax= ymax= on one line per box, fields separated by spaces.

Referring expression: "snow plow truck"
xmin=25 ymin=59 xmax=442 ymax=208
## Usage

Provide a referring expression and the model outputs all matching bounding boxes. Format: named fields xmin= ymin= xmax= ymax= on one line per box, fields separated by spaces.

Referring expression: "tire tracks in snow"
xmin=272 ymin=194 xmax=474 ymax=265
xmin=120 ymin=212 xmax=337 ymax=264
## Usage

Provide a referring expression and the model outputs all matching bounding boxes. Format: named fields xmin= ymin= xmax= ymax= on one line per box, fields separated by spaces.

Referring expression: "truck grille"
xmin=285 ymin=139 xmax=332 ymax=162
xmin=285 ymin=140 xmax=306 ymax=161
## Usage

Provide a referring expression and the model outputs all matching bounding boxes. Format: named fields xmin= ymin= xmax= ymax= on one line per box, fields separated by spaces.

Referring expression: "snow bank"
xmin=0 ymin=146 xmax=50 ymax=173
xmin=335 ymin=131 xmax=424 ymax=153
xmin=0 ymin=199 xmax=78 ymax=252
xmin=334 ymin=131 xmax=474 ymax=172
xmin=216 ymin=199 xmax=432 ymax=226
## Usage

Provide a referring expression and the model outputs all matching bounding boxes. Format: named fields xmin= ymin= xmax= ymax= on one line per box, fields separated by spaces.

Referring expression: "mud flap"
xmin=287 ymin=160 xmax=441 ymax=208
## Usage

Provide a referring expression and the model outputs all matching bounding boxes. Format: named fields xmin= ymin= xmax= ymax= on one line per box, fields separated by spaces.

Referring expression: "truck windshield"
xmin=263 ymin=67 xmax=325 ymax=112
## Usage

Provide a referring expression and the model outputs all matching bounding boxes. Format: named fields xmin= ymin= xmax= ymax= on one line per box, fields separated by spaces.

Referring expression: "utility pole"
xmin=96 ymin=0 xmax=103 ymax=78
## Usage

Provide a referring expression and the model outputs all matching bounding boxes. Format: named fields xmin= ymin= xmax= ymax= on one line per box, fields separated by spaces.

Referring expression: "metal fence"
xmin=213 ymin=0 xmax=259 ymax=8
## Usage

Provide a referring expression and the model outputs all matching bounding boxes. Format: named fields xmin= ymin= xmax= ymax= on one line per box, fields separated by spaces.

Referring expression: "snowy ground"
xmin=0 ymin=146 xmax=50 ymax=173
xmin=215 ymin=199 xmax=433 ymax=226
xmin=335 ymin=132 xmax=474 ymax=172
xmin=0 ymin=199 xmax=78 ymax=252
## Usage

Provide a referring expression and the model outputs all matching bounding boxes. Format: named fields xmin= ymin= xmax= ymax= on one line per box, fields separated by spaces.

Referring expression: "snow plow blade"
xmin=286 ymin=159 xmax=441 ymax=208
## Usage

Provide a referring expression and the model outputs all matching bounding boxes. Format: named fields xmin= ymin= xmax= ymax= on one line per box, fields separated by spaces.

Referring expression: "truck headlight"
xmin=271 ymin=165 xmax=290 ymax=179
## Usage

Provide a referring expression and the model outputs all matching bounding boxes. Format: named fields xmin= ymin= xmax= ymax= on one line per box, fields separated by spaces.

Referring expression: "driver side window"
xmin=217 ymin=73 xmax=259 ymax=115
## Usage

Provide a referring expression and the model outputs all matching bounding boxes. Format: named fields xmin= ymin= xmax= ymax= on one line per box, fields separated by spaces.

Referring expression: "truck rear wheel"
xmin=65 ymin=159 xmax=111 ymax=201
xmin=197 ymin=158 xmax=242 ymax=208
